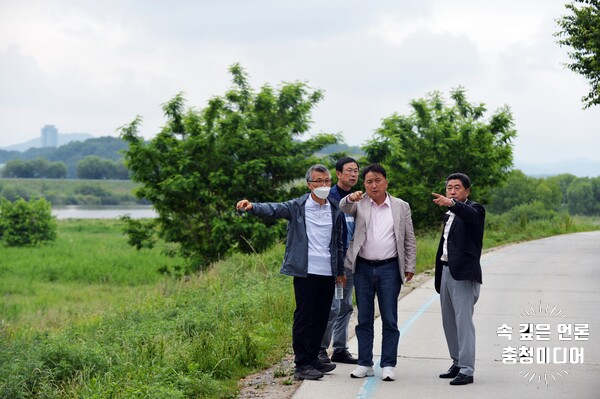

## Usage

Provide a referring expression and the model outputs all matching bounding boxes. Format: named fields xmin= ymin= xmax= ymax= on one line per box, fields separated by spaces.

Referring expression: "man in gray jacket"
xmin=236 ymin=164 xmax=345 ymax=381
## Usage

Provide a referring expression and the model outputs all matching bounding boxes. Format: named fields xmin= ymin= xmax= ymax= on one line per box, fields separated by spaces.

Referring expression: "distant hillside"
xmin=0 ymin=136 xmax=129 ymax=178
xmin=317 ymin=143 xmax=365 ymax=157
xmin=2 ymin=135 xmax=596 ymax=179
xmin=2 ymin=133 xmax=95 ymax=152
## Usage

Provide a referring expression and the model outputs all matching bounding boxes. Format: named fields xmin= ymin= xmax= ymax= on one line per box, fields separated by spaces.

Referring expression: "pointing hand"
xmin=349 ymin=191 xmax=363 ymax=202
xmin=432 ymin=192 xmax=453 ymax=207
xmin=236 ymin=199 xmax=253 ymax=211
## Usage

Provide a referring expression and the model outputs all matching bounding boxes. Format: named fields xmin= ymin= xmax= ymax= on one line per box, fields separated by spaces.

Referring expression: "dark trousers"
xmin=292 ymin=274 xmax=335 ymax=368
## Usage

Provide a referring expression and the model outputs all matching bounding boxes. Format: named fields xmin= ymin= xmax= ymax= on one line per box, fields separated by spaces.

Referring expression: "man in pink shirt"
xmin=339 ymin=163 xmax=417 ymax=382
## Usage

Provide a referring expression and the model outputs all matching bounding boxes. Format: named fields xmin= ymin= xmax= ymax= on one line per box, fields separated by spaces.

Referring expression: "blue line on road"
xmin=357 ymin=293 xmax=438 ymax=399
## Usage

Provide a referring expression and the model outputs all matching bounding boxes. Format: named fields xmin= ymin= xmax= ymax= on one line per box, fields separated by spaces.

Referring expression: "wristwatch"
xmin=449 ymin=198 xmax=456 ymax=207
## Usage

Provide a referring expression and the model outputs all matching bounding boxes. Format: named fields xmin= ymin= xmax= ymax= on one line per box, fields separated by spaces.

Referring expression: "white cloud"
xmin=0 ymin=0 xmax=598 ymax=166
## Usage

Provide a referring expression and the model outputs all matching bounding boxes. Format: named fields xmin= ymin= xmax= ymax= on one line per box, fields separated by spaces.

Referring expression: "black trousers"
xmin=292 ymin=274 xmax=335 ymax=367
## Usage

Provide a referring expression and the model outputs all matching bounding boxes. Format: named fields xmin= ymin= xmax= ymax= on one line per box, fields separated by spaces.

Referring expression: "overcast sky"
xmin=1 ymin=0 xmax=598 ymax=165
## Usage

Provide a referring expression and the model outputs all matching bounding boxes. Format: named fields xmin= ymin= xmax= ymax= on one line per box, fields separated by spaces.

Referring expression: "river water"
xmin=52 ymin=205 xmax=157 ymax=219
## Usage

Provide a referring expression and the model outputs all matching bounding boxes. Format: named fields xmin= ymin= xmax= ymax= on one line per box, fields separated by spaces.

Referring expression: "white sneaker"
xmin=382 ymin=366 xmax=395 ymax=381
xmin=350 ymin=365 xmax=375 ymax=378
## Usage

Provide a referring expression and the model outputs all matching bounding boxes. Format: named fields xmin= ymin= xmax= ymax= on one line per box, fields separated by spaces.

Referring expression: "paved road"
xmin=293 ymin=231 xmax=600 ymax=399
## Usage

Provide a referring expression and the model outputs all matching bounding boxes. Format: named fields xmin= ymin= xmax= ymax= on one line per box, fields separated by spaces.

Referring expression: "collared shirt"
xmin=329 ymin=184 xmax=355 ymax=250
xmin=358 ymin=194 xmax=397 ymax=260
xmin=440 ymin=210 xmax=455 ymax=262
xmin=305 ymin=195 xmax=333 ymax=276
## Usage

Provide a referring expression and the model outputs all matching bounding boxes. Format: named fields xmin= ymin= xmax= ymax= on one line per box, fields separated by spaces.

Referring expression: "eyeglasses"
xmin=343 ymin=168 xmax=359 ymax=174
xmin=308 ymin=179 xmax=332 ymax=186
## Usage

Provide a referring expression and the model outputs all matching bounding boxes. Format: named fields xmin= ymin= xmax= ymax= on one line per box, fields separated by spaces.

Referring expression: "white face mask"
xmin=313 ymin=186 xmax=331 ymax=199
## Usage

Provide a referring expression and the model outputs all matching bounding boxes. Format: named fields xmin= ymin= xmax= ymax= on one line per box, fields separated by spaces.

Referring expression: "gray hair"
xmin=305 ymin=164 xmax=331 ymax=181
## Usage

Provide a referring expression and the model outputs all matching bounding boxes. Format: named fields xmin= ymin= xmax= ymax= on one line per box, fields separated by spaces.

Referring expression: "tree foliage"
xmin=566 ymin=176 xmax=600 ymax=215
xmin=488 ymin=170 xmax=563 ymax=214
xmin=487 ymin=172 xmax=600 ymax=217
xmin=0 ymin=136 xmax=130 ymax=178
xmin=1 ymin=158 xmax=67 ymax=178
xmin=556 ymin=0 xmax=600 ymax=108
xmin=120 ymin=63 xmax=337 ymax=270
xmin=76 ymin=156 xmax=129 ymax=180
xmin=0 ymin=197 xmax=57 ymax=246
xmin=363 ymin=88 xmax=516 ymax=229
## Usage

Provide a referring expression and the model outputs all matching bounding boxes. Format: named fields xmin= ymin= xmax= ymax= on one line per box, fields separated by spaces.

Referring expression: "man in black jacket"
xmin=432 ymin=173 xmax=485 ymax=386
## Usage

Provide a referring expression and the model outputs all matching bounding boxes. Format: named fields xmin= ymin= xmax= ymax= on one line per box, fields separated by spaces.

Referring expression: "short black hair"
xmin=335 ymin=157 xmax=359 ymax=172
xmin=361 ymin=163 xmax=386 ymax=180
xmin=446 ymin=173 xmax=471 ymax=189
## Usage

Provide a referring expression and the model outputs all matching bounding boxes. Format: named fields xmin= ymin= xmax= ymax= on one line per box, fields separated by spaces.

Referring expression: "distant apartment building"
xmin=41 ymin=124 xmax=58 ymax=147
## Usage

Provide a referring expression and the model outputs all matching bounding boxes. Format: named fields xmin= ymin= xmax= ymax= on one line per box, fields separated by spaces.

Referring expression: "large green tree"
xmin=556 ymin=0 xmax=600 ymax=108
xmin=363 ymin=88 xmax=516 ymax=229
xmin=120 ymin=64 xmax=337 ymax=270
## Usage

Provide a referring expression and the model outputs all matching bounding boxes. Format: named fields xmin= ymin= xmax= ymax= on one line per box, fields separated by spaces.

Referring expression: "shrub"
xmin=0 ymin=198 xmax=58 ymax=246
xmin=502 ymin=200 xmax=558 ymax=225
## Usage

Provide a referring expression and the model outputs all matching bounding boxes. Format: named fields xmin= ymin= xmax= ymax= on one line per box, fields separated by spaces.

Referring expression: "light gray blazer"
xmin=339 ymin=193 xmax=417 ymax=282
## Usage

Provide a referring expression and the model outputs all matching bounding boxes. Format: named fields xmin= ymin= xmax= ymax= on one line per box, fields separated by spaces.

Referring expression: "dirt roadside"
xmin=236 ymin=271 xmax=433 ymax=399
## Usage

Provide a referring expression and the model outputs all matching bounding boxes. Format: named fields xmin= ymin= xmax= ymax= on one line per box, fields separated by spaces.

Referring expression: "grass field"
xmin=0 ymin=219 xmax=179 ymax=330
xmin=0 ymin=215 xmax=598 ymax=398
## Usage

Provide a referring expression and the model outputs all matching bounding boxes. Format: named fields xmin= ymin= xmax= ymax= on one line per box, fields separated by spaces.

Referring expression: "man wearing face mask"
xmin=236 ymin=164 xmax=345 ymax=381
xmin=319 ymin=157 xmax=360 ymax=365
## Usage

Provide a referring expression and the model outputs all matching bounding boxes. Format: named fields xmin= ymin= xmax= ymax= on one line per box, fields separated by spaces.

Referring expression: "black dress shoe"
xmin=450 ymin=373 xmax=474 ymax=385
xmin=439 ymin=365 xmax=460 ymax=379
xmin=331 ymin=349 xmax=359 ymax=364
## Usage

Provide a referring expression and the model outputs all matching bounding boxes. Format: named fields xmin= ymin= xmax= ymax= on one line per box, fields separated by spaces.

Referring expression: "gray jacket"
xmin=249 ymin=193 xmax=345 ymax=278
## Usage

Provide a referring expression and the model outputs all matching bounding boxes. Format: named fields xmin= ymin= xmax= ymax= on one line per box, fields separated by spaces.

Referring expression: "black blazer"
xmin=434 ymin=199 xmax=485 ymax=294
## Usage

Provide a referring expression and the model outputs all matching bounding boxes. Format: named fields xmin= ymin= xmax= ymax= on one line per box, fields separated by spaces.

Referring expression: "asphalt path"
xmin=293 ymin=231 xmax=600 ymax=399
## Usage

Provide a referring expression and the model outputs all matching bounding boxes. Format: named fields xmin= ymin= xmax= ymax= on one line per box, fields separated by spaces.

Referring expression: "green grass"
xmin=0 ymin=220 xmax=295 ymax=398
xmin=0 ymin=219 xmax=180 ymax=330
xmin=483 ymin=213 xmax=600 ymax=247
xmin=0 ymin=215 xmax=599 ymax=398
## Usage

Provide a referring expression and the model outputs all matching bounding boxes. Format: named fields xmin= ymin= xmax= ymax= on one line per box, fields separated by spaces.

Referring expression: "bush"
xmin=503 ymin=200 xmax=558 ymax=224
xmin=0 ymin=198 xmax=58 ymax=246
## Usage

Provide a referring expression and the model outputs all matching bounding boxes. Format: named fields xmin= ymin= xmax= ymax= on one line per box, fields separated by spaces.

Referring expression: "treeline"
xmin=0 ymin=179 xmax=143 ymax=206
xmin=1 ymin=156 xmax=129 ymax=180
xmin=0 ymin=138 xmax=364 ymax=180
xmin=488 ymin=170 xmax=600 ymax=217
xmin=0 ymin=136 xmax=129 ymax=179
